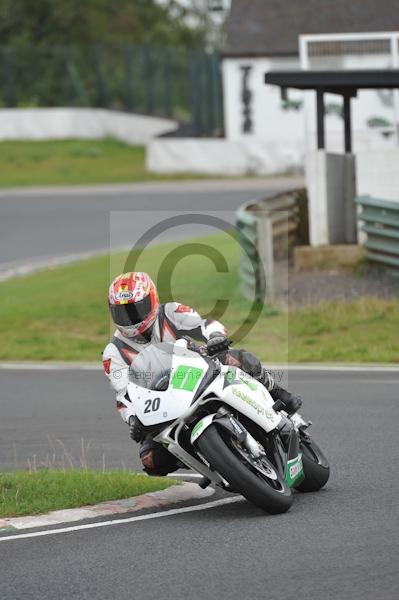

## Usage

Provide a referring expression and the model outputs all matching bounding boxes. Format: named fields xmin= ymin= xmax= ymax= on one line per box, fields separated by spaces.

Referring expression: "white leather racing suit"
xmin=102 ymin=302 xmax=226 ymax=423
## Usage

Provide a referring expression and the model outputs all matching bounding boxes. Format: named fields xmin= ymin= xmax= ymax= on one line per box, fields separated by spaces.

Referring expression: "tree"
xmin=0 ymin=0 xmax=206 ymax=48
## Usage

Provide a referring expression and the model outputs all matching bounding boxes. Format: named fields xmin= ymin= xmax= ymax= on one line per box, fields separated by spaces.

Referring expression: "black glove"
xmin=129 ymin=415 xmax=144 ymax=443
xmin=270 ymin=386 xmax=303 ymax=415
xmin=206 ymin=333 xmax=231 ymax=356
xmin=239 ymin=351 xmax=263 ymax=379
xmin=284 ymin=393 xmax=302 ymax=415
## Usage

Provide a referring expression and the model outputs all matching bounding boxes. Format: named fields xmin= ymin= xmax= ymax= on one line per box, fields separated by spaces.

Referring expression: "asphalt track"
xmin=1 ymin=367 xmax=398 ymax=599
xmin=0 ymin=178 xmax=301 ymax=274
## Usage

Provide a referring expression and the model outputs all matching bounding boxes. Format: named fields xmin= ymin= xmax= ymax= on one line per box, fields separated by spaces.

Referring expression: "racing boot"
xmin=139 ymin=438 xmax=181 ymax=477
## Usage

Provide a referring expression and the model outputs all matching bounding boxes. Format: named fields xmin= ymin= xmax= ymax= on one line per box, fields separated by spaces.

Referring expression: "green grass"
xmin=0 ymin=232 xmax=398 ymax=363
xmin=285 ymin=298 xmax=399 ymax=362
xmin=0 ymin=139 xmax=211 ymax=187
xmin=0 ymin=470 xmax=176 ymax=518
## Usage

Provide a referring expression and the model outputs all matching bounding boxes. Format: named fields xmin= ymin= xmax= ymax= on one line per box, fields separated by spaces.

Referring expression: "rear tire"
xmin=197 ymin=424 xmax=293 ymax=514
xmin=295 ymin=438 xmax=330 ymax=493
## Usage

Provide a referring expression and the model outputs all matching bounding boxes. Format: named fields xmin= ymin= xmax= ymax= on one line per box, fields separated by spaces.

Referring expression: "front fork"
xmin=273 ymin=415 xmax=307 ymax=486
xmin=213 ymin=407 xmax=265 ymax=458
xmin=265 ymin=416 xmax=297 ymax=474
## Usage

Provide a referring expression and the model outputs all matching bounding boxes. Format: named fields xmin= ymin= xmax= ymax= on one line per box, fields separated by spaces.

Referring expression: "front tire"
xmin=197 ymin=424 xmax=293 ymax=514
xmin=295 ymin=438 xmax=330 ymax=493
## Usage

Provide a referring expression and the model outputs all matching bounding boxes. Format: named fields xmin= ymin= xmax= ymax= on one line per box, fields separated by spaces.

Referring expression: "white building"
xmin=223 ymin=0 xmax=399 ymax=173
xmin=148 ymin=0 xmax=399 ymax=182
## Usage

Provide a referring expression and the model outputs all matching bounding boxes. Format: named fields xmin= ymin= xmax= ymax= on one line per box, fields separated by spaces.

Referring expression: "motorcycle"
xmin=124 ymin=339 xmax=330 ymax=514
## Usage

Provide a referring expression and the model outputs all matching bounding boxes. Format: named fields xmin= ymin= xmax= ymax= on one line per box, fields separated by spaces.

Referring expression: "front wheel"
xmin=295 ymin=437 xmax=330 ymax=493
xmin=197 ymin=424 xmax=293 ymax=514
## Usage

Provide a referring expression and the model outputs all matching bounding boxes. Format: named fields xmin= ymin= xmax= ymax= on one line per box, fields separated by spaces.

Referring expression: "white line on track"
xmin=0 ymin=497 xmax=242 ymax=542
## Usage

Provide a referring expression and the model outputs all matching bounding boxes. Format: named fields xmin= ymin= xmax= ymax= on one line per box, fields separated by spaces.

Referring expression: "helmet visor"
xmin=110 ymin=295 xmax=153 ymax=327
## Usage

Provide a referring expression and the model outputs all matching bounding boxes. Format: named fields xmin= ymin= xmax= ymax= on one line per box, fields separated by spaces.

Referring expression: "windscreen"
xmin=129 ymin=342 xmax=201 ymax=391
xmin=129 ymin=343 xmax=173 ymax=390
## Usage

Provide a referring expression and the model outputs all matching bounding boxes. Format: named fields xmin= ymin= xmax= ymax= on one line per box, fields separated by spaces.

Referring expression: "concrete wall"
xmin=0 ymin=108 xmax=177 ymax=144
xmin=306 ymin=151 xmax=357 ymax=246
xmin=305 ymin=149 xmax=398 ymax=249
xmin=147 ymin=138 xmax=303 ymax=175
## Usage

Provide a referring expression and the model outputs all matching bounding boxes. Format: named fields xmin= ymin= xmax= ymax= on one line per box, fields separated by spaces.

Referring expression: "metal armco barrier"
xmin=356 ymin=196 xmax=399 ymax=270
xmin=236 ymin=189 xmax=307 ymax=301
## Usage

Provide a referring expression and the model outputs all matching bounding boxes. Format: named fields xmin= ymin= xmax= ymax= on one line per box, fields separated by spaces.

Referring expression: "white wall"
xmin=221 ymin=56 xmax=306 ymax=172
xmin=223 ymin=53 xmax=399 ymax=167
xmin=147 ymin=138 xmax=303 ymax=175
xmin=357 ymin=150 xmax=399 ymax=202
xmin=0 ymin=108 xmax=177 ymax=144
xmin=223 ymin=56 xmax=303 ymax=145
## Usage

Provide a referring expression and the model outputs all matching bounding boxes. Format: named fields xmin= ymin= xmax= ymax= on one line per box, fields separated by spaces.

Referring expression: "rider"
xmin=103 ymin=271 xmax=302 ymax=476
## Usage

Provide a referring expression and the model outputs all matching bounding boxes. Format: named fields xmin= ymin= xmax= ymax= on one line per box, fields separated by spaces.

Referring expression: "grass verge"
xmin=0 ymin=139 xmax=210 ymax=187
xmin=0 ymin=470 xmax=176 ymax=518
xmin=0 ymin=232 xmax=398 ymax=362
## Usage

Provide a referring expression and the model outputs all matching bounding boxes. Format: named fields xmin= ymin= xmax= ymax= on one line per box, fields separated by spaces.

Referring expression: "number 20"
xmin=144 ymin=397 xmax=161 ymax=413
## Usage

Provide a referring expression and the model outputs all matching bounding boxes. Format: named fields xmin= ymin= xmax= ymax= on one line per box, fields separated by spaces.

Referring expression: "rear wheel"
xmin=197 ymin=424 xmax=293 ymax=514
xmin=295 ymin=437 xmax=330 ymax=493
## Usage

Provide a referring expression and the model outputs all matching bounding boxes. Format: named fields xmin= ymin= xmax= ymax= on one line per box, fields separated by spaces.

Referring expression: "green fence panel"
xmin=355 ymin=196 xmax=399 ymax=211
xmin=356 ymin=195 xmax=399 ymax=271
xmin=0 ymin=44 xmax=223 ymax=136
xmin=360 ymin=212 xmax=399 ymax=228
xmin=361 ymin=224 xmax=399 ymax=241
xmin=365 ymin=238 xmax=399 ymax=256
xmin=364 ymin=251 xmax=399 ymax=269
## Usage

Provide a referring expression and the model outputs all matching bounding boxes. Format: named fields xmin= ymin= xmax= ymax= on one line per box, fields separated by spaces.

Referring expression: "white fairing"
xmin=127 ymin=346 xmax=209 ymax=426
xmin=126 ymin=341 xmax=281 ymax=435
xmin=204 ymin=367 xmax=282 ymax=432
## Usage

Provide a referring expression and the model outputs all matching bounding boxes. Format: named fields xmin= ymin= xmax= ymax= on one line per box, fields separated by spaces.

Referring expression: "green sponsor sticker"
xmin=240 ymin=376 xmax=257 ymax=391
xmin=171 ymin=365 xmax=204 ymax=392
xmin=226 ymin=369 xmax=235 ymax=384
xmin=284 ymin=453 xmax=305 ymax=487
xmin=231 ymin=387 xmax=275 ymax=419
xmin=225 ymin=369 xmax=257 ymax=391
